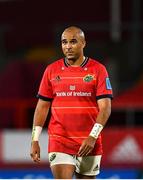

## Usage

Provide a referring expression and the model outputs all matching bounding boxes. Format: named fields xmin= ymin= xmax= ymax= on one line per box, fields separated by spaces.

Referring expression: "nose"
xmin=66 ymin=42 xmax=72 ymax=49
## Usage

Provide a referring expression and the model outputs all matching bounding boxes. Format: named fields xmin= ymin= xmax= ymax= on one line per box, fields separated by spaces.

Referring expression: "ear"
xmin=82 ymin=40 xmax=86 ymax=48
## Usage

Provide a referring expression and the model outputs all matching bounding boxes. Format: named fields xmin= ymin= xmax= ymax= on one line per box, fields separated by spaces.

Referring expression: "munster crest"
xmin=83 ymin=74 xmax=95 ymax=82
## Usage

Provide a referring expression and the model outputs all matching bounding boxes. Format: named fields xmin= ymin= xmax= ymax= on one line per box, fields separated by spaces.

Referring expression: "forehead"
xmin=61 ymin=30 xmax=81 ymax=40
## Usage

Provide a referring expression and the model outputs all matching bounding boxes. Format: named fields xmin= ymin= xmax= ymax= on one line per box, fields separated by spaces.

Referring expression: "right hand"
xmin=78 ymin=136 xmax=96 ymax=157
xmin=30 ymin=141 xmax=40 ymax=163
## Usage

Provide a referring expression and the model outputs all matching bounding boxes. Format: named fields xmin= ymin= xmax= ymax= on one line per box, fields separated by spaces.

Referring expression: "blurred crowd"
xmin=0 ymin=0 xmax=143 ymax=129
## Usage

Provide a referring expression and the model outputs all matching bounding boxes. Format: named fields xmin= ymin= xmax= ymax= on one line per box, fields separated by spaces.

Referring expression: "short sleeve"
xmin=96 ymin=64 xmax=113 ymax=100
xmin=37 ymin=67 xmax=53 ymax=101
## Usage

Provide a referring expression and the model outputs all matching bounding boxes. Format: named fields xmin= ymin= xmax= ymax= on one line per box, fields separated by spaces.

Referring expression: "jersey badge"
xmin=93 ymin=164 xmax=99 ymax=171
xmin=49 ymin=153 xmax=56 ymax=162
xmin=83 ymin=74 xmax=95 ymax=82
xmin=55 ymin=75 xmax=61 ymax=81
xmin=106 ymin=77 xmax=112 ymax=90
xmin=70 ymin=85 xmax=76 ymax=90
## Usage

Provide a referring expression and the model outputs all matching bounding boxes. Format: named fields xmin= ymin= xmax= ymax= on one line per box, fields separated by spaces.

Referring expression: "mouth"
xmin=66 ymin=52 xmax=74 ymax=55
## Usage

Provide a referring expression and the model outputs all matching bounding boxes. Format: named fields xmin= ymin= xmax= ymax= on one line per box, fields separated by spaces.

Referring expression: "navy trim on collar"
xmin=64 ymin=58 xmax=69 ymax=67
xmin=64 ymin=57 xmax=89 ymax=67
xmin=80 ymin=57 xmax=88 ymax=67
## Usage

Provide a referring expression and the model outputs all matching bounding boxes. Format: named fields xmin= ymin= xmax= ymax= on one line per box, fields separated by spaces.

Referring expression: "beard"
xmin=67 ymin=57 xmax=76 ymax=61
xmin=66 ymin=54 xmax=78 ymax=61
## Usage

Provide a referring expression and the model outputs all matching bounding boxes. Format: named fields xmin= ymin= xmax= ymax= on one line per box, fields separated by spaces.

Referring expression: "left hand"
xmin=30 ymin=141 xmax=40 ymax=163
xmin=77 ymin=136 xmax=96 ymax=157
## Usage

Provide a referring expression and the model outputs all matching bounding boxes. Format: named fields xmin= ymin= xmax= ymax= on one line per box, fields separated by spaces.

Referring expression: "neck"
xmin=67 ymin=56 xmax=85 ymax=66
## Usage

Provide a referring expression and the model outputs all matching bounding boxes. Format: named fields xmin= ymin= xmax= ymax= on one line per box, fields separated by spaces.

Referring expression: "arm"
xmin=30 ymin=99 xmax=51 ymax=163
xmin=92 ymin=97 xmax=111 ymax=126
xmin=78 ymin=98 xmax=111 ymax=157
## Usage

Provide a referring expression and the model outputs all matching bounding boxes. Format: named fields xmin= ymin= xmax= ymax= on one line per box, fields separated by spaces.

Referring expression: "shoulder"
xmin=88 ymin=57 xmax=107 ymax=70
xmin=45 ymin=58 xmax=64 ymax=71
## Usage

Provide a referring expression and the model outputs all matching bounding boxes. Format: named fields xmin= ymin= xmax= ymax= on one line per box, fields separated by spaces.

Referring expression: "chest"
xmin=50 ymin=67 xmax=98 ymax=94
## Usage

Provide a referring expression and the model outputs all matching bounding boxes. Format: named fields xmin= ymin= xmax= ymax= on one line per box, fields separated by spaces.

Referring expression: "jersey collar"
xmin=64 ymin=57 xmax=89 ymax=68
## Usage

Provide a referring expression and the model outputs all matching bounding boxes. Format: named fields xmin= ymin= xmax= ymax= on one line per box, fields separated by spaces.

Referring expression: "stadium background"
xmin=0 ymin=0 xmax=143 ymax=178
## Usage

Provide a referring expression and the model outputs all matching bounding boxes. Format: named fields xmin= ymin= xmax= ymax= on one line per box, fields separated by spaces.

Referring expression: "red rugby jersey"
xmin=37 ymin=57 xmax=113 ymax=155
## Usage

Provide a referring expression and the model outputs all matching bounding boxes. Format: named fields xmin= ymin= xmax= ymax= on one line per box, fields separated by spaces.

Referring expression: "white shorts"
xmin=48 ymin=152 xmax=102 ymax=176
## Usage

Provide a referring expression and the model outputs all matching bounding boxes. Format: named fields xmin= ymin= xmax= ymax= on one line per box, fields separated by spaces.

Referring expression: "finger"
xmin=37 ymin=149 xmax=40 ymax=159
xmin=81 ymin=145 xmax=93 ymax=156
xmin=78 ymin=144 xmax=84 ymax=154
xmin=81 ymin=147 xmax=91 ymax=156
xmin=78 ymin=145 xmax=89 ymax=157
xmin=78 ymin=145 xmax=83 ymax=153
xmin=31 ymin=151 xmax=40 ymax=163
xmin=78 ymin=145 xmax=85 ymax=156
xmin=33 ymin=154 xmax=40 ymax=163
xmin=30 ymin=150 xmax=36 ymax=158
xmin=86 ymin=149 xmax=92 ymax=156
xmin=34 ymin=158 xmax=40 ymax=163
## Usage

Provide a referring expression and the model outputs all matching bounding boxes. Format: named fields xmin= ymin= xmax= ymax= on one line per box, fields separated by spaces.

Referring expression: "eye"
xmin=70 ymin=39 xmax=77 ymax=44
xmin=61 ymin=40 xmax=67 ymax=45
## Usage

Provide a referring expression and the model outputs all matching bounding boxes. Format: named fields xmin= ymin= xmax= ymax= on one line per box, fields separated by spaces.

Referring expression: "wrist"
xmin=32 ymin=126 xmax=42 ymax=141
xmin=89 ymin=123 xmax=103 ymax=139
